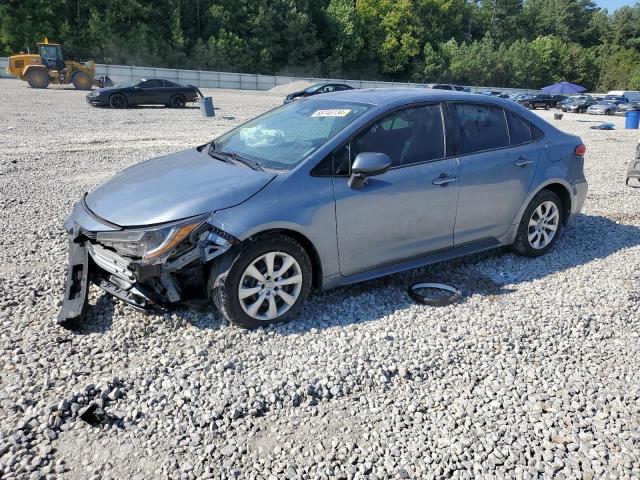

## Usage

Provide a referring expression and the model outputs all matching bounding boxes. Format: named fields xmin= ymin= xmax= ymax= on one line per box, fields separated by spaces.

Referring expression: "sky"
xmin=596 ymin=0 xmax=638 ymax=11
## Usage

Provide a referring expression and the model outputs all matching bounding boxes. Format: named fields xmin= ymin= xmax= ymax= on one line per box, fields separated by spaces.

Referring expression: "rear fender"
xmin=499 ymin=178 xmax=574 ymax=245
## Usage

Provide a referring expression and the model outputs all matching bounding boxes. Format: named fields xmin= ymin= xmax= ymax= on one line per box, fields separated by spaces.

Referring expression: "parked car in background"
xmin=86 ymin=79 xmax=201 ymax=108
xmin=59 ymin=89 xmax=587 ymax=329
xmin=587 ymin=100 xmax=618 ymax=115
xmin=562 ymin=96 xmax=597 ymax=113
xmin=602 ymin=95 xmax=629 ymax=106
xmin=510 ymin=93 xmax=533 ymax=102
xmin=615 ymin=101 xmax=640 ymax=116
xmin=481 ymin=90 xmax=502 ymax=96
xmin=284 ymin=83 xmax=353 ymax=103
xmin=607 ymin=90 xmax=640 ymax=103
xmin=559 ymin=95 xmax=592 ymax=109
xmin=551 ymin=95 xmax=567 ymax=106
xmin=517 ymin=94 xmax=558 ymax=110
xmin=418 ymin=83 xmax=470 ymax=92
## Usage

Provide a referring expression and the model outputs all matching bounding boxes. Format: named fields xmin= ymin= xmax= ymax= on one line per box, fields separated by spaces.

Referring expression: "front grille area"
xmin=82 ymin=229 xmax=97 ymax=241
xmin=88 ymin=243 xmax=135 ymax=283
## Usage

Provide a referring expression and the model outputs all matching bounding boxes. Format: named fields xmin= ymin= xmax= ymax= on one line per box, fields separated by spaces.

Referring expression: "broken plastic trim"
xmin=408 ymin=282 xmax=463 ymax=306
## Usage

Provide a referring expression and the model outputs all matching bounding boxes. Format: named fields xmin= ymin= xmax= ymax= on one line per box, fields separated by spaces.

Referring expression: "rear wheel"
xmin=170 ymin=94 xmax=186 ymax=108
xmin=605 ymin=109 xmax=612 ymax=116
xmin=511 ymin=190 xmax=563 ymax=257
xmin=545 ymin=104 xmax=550 ymax=110
xmin=210 ymin=234 xmax=312 ymax=328
xmin=109 ymin=94 xmax=127 ymax=109
xmin=27 ymin=69 xmax=49 ymax=89
xmin=72 ymin=71 xmax=92 ymax=90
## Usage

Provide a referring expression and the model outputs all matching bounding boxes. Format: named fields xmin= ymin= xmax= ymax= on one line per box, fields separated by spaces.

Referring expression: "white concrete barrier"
xmin=0 ymin=57 xmax=541 ymax=94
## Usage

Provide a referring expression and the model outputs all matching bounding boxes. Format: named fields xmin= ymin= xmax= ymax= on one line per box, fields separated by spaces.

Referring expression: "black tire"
xmin=545 ymin=104 xmax=550 ymax=110
xmin=27 ymin=69 xmax=49 ymax=89
xmin=605 ymin=109 xmax=611 ymax=116
xmin=511 ymin=189 xmax=563 ymax=258
xmin=72 ymin=71 xmax=92 ymax=90
xmin=170 ymin=94 xmax=186 ymax=108
xmin=209 ymin=234 xmax=313 ymax=328
xmin=109 ymin=94 xmax=127 ymax=109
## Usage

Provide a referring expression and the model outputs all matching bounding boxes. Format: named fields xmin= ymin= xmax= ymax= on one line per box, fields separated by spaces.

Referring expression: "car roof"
xmin=317 ymin=88 xmax=502 ymax=106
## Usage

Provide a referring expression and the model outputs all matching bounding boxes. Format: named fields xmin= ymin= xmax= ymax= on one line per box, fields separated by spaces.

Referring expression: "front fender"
xmin=212 ymin=174 xmax=340 ymax=278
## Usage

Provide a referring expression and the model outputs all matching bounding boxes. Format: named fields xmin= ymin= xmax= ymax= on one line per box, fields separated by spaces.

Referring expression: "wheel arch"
xmin=245 ymin=228 xmax=323 ymax=289
xmin=22 ymin=64 xmax=48 ymax=80
xmin=516 ymin=180 xmax=572 ymax=228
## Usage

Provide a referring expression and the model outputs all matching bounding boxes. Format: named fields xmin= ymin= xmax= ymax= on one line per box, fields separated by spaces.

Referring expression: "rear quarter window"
xmin=450 ymin=103 xmax=509 ymax=155
xmin=506 ymin=111 xmax=532 ymax=145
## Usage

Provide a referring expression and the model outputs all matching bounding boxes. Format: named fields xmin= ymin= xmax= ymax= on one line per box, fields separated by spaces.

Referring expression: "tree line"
xmin=1 ymin=0 xmax=639 ymax=91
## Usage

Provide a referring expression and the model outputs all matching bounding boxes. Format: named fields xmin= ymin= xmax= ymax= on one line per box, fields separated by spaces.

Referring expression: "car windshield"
xmin=304 ymin=84 xmax=323 ymax=93
xmin=214 ymin=99 xmax=372 ymax=171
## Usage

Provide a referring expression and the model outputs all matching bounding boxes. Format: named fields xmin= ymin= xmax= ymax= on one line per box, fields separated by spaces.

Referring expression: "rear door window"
xmin=505 ymin=111 xmax=532 ymax=145
xmin=450 ymin=103 xmax=509 ymax=155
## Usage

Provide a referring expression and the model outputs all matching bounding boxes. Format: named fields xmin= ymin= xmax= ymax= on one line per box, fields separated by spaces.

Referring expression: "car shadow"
xmin=269 ymin=213 xmax=640 ymax=335
xmin=75 ymin=292 xmax=115 ymax=335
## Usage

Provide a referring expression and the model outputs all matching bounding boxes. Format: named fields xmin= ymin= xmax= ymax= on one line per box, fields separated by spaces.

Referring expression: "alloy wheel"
xmin=527 ymin=201 xmax=559 ymax=249
xmin=238 ymin=251 xmax=303 ymax=321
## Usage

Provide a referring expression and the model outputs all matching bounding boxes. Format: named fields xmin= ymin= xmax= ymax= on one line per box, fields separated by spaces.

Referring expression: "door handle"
xmin=513 ymin=156 xmax=534 ymax=167
xmin=432 ymin=174 xmax=458 ymax=186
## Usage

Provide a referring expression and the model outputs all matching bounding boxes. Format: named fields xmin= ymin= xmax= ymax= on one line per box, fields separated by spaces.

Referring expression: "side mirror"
xmin=348 ymin=152 xmax=392 ymax=189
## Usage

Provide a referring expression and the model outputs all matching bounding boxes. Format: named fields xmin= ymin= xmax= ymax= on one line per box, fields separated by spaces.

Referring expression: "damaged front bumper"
xmin=58 ymin=202 xmax=236 ymax=327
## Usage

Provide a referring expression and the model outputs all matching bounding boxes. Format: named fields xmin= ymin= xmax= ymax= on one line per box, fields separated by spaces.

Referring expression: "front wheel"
xmin=109 ymin=94 xmax=127 ymax=108
xmin=511 ymin=190 xmax=563 ymax=257
xmin=210 ymin=234 xmax=312 ymax=328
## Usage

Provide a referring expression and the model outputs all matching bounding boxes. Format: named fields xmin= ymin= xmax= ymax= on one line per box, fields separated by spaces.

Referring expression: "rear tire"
xmin=109 ymin=94 xmax=127 ymax=109
xmin=511 ymin=190 xmax=563 ymax=258
xmin=545 ymin=104 xmax=550 ymax=110
xmin=170 ymin=94 xmax=186 ymax=108
xmin=27 ymin=69 xmax=49 ymax=89
xmin=210 ymin=234 xmax=312 ymax=328
xmin=72 ymin=71 xmax=92 ymax=90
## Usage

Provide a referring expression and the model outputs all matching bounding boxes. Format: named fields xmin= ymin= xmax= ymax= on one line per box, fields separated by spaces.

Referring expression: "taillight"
xmin=574 ymin=144 xmax=586 ymax=157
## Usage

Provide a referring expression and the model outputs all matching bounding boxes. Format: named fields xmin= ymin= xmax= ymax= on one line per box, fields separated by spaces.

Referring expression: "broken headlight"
xmin=95 ymin=214 xmax=210 ymax=264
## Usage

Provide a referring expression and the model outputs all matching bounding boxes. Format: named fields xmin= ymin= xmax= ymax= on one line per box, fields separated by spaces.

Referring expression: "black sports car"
xmin=86 ymin=78 xmax=201 ymax=108
xmin=284 ymin=83 xmax=353 ymax=104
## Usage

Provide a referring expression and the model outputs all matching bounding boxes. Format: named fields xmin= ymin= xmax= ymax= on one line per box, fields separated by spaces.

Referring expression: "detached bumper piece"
xmin=96 ymin=277 xmax=151 ymax=311
xmin=57 ymin=240 xmax=90 ymax=328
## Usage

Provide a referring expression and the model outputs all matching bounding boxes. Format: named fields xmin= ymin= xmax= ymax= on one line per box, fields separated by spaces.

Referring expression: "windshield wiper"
xmin=216 ymin=150 xmax=264 ymax=171
xmin=205 ymin=142 xmax=263 ymax=171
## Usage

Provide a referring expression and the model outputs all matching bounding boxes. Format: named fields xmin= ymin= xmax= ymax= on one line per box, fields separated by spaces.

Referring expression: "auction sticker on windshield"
xmin=311 ymin=109 xmax=352 ymax=117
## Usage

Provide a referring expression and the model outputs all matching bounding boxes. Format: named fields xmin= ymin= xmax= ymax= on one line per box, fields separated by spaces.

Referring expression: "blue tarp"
xmin=541 ymin=81 xmax=587 ymax=95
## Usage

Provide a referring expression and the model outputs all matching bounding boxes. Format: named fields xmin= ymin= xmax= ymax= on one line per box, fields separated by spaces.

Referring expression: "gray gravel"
xmin=1 ymin=78 xmax=639 ymax=479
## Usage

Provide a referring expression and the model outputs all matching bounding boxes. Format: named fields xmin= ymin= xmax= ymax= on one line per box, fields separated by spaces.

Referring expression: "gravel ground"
xmin=1 ymin=78 xmax=639 ymax=480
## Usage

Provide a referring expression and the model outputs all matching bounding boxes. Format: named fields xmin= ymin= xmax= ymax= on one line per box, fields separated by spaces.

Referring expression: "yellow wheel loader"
xmin=6 ymin=38 xmax=112 ymax=90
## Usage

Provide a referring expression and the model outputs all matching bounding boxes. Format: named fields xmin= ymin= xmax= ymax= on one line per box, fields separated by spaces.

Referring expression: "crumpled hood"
xmin=85 ymin=148 xmax=275 ymax=227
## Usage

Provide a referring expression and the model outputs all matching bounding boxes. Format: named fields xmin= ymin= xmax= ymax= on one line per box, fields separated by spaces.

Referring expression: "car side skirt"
xmin=320 ymin=238 xmax=501 ymax=291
